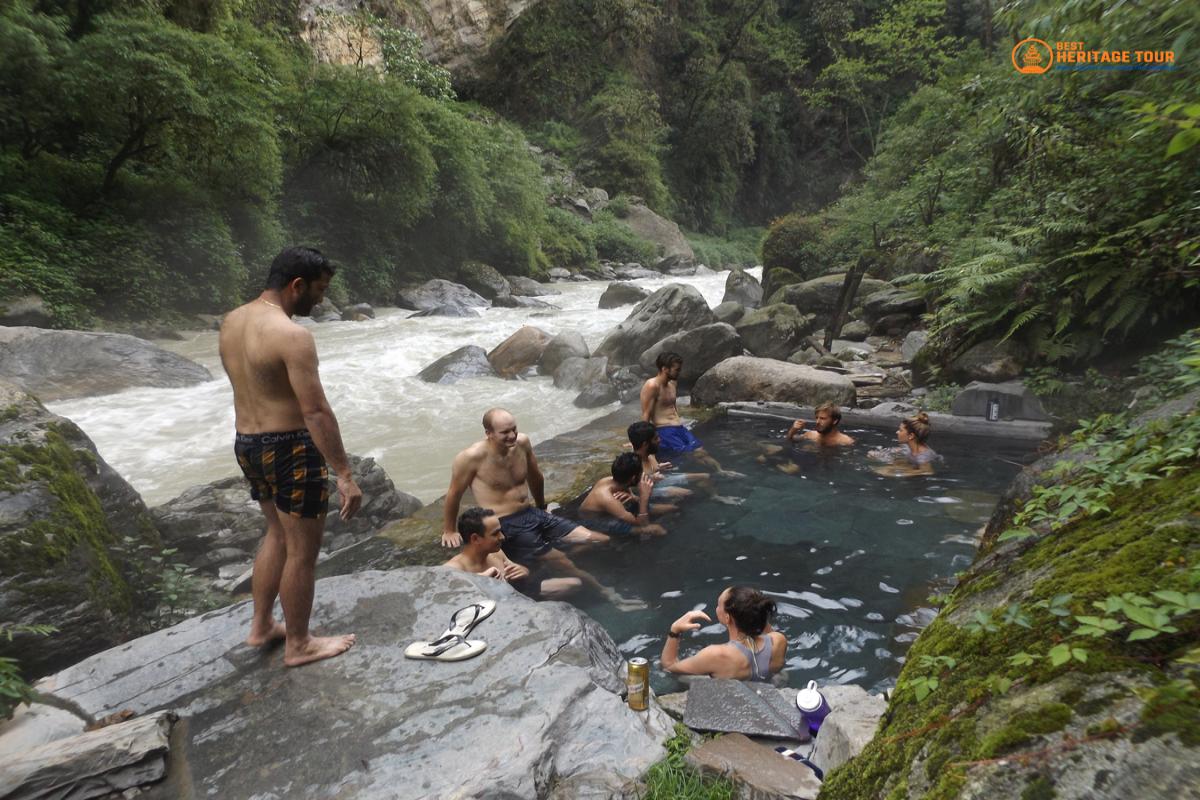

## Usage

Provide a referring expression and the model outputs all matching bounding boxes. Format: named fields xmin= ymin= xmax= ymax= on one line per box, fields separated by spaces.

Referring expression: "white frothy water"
xmin=48 ymin=270 xmax=742 ymax=506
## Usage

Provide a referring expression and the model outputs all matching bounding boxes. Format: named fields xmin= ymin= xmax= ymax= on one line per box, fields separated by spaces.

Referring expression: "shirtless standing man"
xmin=787 ymin=402 xmax=856 ymax=447
xmin=640 ymin=352 xmax=721 ymax=471
xmin=441 ymin=410 xmax=642 ymax=607
xmin=219 ymin=246 xmax=362 ymax=667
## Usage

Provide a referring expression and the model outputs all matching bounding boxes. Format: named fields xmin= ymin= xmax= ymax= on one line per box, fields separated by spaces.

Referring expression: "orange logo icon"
xmin=1013 ymin=38 xmax=1054 ymax=74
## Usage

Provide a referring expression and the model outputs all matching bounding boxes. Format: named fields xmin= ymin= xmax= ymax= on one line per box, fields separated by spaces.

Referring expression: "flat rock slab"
xmin=686 ymin=733 xmax=822 ymax=800
xmin=0 ymin=711 xmax=174 ymax=800
xmin=684 ymin=679 xmax=808 ymax=740
xmin=35 ymin=568 xmax=672 ymax=800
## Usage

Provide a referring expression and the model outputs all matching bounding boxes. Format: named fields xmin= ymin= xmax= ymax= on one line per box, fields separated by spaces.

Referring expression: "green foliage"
xmin=0 ymin=624 xmax=55 ymax=720
xmin=373 ymin=20 xmax=455 ymax=101
xmin=0 ymin=3 xmax=559 ymax=321
xmin=686 ymin=227 xmax=764 ymax=269
xmin=110 ymin=536 xmax=220 ymax=628
xmin=575 ymin=76 xmax=670 ymax=212
xmin=914 ymin=383 xmax=962 ymax=413
xmin=541 ymin=207 xmax=596 ymax=270
xmin=818 ymin=1 xmax=1200 ymax=365
xmin=590 ymin=208 xmax=660 ymax=264
xmin=761 ymin=213 xmax=828 ymax=280
xmin=641 ymin=724 xmax=734 ymax=800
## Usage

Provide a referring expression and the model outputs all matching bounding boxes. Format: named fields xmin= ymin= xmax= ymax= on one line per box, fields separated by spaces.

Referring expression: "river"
xmin=49 ymin=270 xmax=743 ymax=507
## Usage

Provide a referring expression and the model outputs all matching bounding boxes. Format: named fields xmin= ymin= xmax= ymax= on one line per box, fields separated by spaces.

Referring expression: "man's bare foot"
xmin=284 ymin=634 xmax=356 ymax=667
xmin=246 ymin=620 xmax=287 ymax=647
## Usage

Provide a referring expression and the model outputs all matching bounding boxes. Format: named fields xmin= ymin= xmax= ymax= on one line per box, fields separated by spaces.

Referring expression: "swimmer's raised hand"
xmin=441 ymin=530 xmax=463 ymax=548
xmin=670 ymin=610 xmax=712 ymax=635
xmin=337 ymin=475 xmax=363 ymax=521
xmin=639 ymin=472 xmax=655 ymax=494
xmin=502 ymin=562 xmax=529 ymax=581
xmin=786 ymin=420 xmax=805 ymax=441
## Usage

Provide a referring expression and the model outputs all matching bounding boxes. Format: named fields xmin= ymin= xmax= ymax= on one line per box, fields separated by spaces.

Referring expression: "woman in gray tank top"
xmin=660 ymin=586 xmax=787 ymax=681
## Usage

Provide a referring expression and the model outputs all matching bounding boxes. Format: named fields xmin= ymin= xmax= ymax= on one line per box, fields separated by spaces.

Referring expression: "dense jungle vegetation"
xmin=1 ymin=0 xmax=1197 ymax=357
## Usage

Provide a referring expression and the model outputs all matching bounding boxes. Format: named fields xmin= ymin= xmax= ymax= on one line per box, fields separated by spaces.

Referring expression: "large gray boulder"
xmin=613 ymin=264 xmax=659 ymax=280
xmin=0 ymin=382 xmax=162 ymax=678
xmin=595 ymin=284 xmax=716 ymax=366
xmin=152 ymin=455 xmax=421 ymax=590
xmin=862 ymin=287 xmax=926 ymax=321
xmin=638 ymin=323 xmax=744 ymax=390
xmin=0 ymin=327 xmax=211 ymax=402
xmin=761 ymin=267 xmax=801 ymax=303
xmin=948 ymin=338 xmax=1026 ymax=383
xmin=456 ymin=260 xmax=512 ymax=301
xmin=537 ymin=331 xmax=590 ymax=376
xmin=691 ymin=356 xmax=856 ymax=407
xmin=409 ymin=305 xmax=479 ymax=318
xmin=618 ymin=202 xmax=691 ymax=261
xmin=734 ymin=303 xmax=815 ymax=361
xmin=722 ymin=268 xmax=763 ymax=308
xmin=488 ymin=326 xmax=554 ymax=378
xmin=768 ymin=274 xmax=891 ymax=329
xmin=396 ymin=279 xmax=488 ymax=313
xmin=553 ymin=356 xmax=608 ymax=392
xmin=340 ymin=302 xmax=375 ymax=321
xmin=489 ymin=294 xmax=559 ymax=310
xmin=504 ymin=275 xmax=559 ymax=297
xmin=901 ymin=330 xmax=930 ymax=363
xmin=808 ymin=684 xmax=887 ymax=776
xmin=416 ymin=345 xmax=497 ymax=384
xmin=598 ymin=282 xmax=649 ymax=309
xmin=950 ymin=380 xmax=1050 ymax=421
xmin=0 ymin=295 xmax=53 ymax=328
xmin=33 ymin=569 xmax=673 ymax=799
xmin=712 ymin=301 xmax=746 ymax=325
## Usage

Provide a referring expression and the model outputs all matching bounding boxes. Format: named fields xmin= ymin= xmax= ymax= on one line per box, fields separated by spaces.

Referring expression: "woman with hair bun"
xmin=660 ymin=586 xmax=787 ymax=681
xmin=868 ymin=411 xmax=942 ymax=475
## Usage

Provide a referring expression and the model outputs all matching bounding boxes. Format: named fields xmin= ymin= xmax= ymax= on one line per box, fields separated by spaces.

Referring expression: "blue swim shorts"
xmin=578 ymin=513 xmax=635 ymax=537
xmin=657 ymin=424 xmax=702 ymax=455
xmin=498 ymin=506 xmax=579 ymax=563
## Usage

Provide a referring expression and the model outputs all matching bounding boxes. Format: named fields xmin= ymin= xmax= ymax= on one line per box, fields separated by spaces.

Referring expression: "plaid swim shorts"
xmin=234 ymin=429 xmax=329 ymax=519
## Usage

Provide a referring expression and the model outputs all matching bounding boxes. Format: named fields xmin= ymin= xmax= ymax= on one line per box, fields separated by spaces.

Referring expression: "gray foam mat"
xmin=683 ymin=679 xmax=810 ymax=740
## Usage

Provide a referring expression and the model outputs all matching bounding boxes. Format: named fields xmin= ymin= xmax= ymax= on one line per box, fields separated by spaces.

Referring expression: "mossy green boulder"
xmin=0 ymin=381 xmax=161 ymax=679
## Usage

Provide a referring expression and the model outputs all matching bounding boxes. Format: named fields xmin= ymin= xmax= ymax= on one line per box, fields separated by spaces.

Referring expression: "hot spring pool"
xmin=557 ymin=413 xmax=1035 ymax=693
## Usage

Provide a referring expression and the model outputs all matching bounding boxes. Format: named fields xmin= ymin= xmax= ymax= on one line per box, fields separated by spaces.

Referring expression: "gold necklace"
xmin=259 ymin=297 xmax=282 ymax=310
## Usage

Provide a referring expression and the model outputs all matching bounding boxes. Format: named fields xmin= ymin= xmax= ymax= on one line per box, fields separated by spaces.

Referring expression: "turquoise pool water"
xmin=561 ymin=413 xmax=1035 ymax=693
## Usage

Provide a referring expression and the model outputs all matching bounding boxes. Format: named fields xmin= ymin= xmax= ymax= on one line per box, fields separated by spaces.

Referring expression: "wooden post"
xmin=824 ymin=252 xmax=871 ymax=352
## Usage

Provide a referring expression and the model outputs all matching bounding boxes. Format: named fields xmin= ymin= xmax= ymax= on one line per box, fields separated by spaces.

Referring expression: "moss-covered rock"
xmin=819 ymin=407 xmax=1200 ymax=800
xmin=0 ymin=382 xmax=163 ymax=679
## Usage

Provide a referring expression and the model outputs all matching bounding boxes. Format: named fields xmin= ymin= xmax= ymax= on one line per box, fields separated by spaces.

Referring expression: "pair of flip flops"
xmin=404 ymin=600 xmax=496 ymax=662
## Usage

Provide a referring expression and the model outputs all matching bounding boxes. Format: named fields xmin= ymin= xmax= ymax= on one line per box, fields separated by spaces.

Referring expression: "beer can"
xmin=626 ymin=657 xmax=649 ymax=711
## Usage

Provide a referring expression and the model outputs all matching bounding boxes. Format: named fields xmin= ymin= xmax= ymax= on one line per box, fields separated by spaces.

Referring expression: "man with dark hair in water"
xmin=627 ymin=420 xmax=704 ymax=500
xmin=578 ymin=452 xmax=669 ymax=536
xmin=444 ymin=507 xmax=528 ymax=582
xmin=640 ymin=352 xmax=722 ymax=471
xmin=219 ymin=246 xmax=362 ymax=667
xmin=787 ymin=402 xmax=856 ymax=447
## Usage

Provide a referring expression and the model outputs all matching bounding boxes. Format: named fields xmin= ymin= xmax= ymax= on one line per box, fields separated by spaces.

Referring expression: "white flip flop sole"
xmin=404 ymin=637 xmax=487 ymax=662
